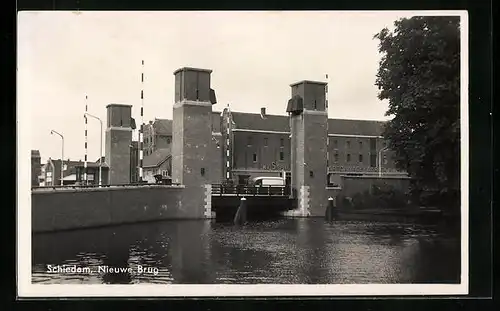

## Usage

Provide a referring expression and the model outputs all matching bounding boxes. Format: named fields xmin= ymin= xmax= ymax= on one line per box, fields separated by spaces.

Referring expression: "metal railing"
xmin=211 ymin=184 xmax=290 ymax=197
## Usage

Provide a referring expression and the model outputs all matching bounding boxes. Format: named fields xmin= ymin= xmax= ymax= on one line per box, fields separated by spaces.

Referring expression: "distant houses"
xmin=142 ymin=148 xmax=172 ymax=183
xmin=31 ymin=150 xmax=41 ymax=187
xmin=40 ymin=157 xmax=110 ymax=186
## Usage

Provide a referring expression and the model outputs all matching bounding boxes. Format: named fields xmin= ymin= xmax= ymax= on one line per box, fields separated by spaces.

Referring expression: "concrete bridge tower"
xmin=287 ymin=81 xmax=328 ymax=217
xmin=105 ymin=104 xmax=133 ymax=185
xmin=171 ymin=67 xmax=216 ymax=218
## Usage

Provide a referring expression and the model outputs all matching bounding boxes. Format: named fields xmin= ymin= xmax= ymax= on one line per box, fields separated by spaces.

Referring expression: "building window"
xmin=280 ymin=138 xmax=284 ymax=147
xmin=346 ymin=140 xmax=351 ymax=148
xmin=313 ymin=100 xmax=317 ymax=110
xmin=370 ymin=154 xmax=377 ymax=167
xmin=167 ymin=137 xmax=171 ymax=144
xmin=264 ymin=137 xmax=268 ymax=147
xmin=347 ymin=153 xmax=351 ymax=162
xmin=247 ymin=136 xmax=253 ymax=146
xmin=370 ymin=138 xmax=377 ymax=150
xmin=359 ymin=141 xmax=363 ymax=149
xmin=253 ymin=153 xmax=257 ymax=162
xmin=279 ymin=151 xmax=284 ymax=161
xmin=333 ymin=140 xmax=338 ymax=149
xmin=334 ymin=153 xmax=339 ymax=162
xmin=201 ymin=168 xmax=205 ymax=176
xmin=359 ymin=154 xmax=363 ymax=163
xmin=383 ymin=154 xmax=388 ymax=165
xmin=162 ymin=170 xmax=168 ymax=176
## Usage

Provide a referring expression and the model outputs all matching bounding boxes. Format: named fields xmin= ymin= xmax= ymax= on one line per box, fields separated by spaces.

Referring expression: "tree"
xmin=374 ymin=16 xmax=460 ymax=210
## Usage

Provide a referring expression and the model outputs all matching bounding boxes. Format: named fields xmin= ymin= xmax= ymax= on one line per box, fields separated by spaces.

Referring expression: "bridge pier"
xmin=325 ymin=197 xmax=338 ymax=221
xmin=233 ymin=197 xmax=247 ymax=225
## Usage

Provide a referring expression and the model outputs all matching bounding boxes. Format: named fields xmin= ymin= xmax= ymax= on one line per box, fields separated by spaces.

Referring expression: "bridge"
xmin=32 ymin=183 xmax=296 ymax=220
xmin=33 ymin=183 xmax=292 ymax=197
xmin=211 ymin=184 xmax=295 ymax=219
xmin=211 ymin=184 xmax=291 ymax=197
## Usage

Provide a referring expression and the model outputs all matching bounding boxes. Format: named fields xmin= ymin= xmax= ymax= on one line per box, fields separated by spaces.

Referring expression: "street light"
xmin=50 ymin=130 xmax=64 ymax=186
xmin=84 ymin=112 xmax=103 ymax=187
xmin=378 ymin=146 xmax=389 ymax=177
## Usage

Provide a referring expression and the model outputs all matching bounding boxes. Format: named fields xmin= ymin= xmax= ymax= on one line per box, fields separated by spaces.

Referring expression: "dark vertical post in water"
xmin=234 ymin=197 xmax=247 ymax=225
xmin=325 ymin=197 xmax=337 ymax=221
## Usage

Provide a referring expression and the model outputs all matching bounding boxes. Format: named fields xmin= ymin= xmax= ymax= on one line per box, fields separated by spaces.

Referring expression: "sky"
xmin=18 ymin=11 xmax=416 ymax=163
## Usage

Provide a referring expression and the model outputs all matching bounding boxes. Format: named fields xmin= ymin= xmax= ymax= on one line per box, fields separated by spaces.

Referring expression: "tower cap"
xmin=290 ymin=80 xmax=327 ymax=87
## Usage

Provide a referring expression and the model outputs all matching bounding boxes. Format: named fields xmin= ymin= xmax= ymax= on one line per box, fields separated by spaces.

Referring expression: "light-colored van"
xmin=252 ymin=176 xmax=285 ymax=187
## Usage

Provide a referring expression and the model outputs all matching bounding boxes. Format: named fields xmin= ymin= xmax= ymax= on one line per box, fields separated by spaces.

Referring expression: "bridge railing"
xmin=211 ymin=184 xmax=290 ymax=197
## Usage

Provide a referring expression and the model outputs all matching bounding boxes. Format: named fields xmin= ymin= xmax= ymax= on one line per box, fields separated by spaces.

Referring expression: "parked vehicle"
xmin=251 ymin=176 xmax=285 ymax=187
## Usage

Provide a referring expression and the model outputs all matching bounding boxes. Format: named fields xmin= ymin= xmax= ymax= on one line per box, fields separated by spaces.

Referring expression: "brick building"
xmin=31 ymin=150 xmax=41 ymax=187
xmin=139 ymin=106 xmax=404 ymax=186
xmin=143 ymin=119 xmax=172 ymax=157
xmin=129 ymin=141 xmax=139 ymax=183
xmin=101 ymin=68 xmax=405 ymax=188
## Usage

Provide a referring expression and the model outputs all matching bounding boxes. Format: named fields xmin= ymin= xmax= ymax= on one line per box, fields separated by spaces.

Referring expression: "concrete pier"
xmin=325 ymin=197 xmax=337 ymax=221
xmin=233 ymin=197 xmax=248 ymax=225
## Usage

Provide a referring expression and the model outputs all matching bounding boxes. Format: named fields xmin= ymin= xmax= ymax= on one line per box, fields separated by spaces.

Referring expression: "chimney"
xmin=260 ymin=107 xmax=266 ymax=119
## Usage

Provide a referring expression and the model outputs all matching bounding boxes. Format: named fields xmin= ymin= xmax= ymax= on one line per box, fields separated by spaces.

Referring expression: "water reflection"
xmin=32 ymin=218 xmax=460 ymax=284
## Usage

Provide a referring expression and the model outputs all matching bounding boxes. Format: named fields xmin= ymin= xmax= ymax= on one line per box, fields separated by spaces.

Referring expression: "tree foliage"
xmin=374 ymin=16 xmax=460 ymax=209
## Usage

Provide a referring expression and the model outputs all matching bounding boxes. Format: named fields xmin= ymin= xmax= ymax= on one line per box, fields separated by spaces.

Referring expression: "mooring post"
xmin=233 ymin=197 xmax=247 ymax=226
xmin=325 ymin=197 xmax=334 ymax=221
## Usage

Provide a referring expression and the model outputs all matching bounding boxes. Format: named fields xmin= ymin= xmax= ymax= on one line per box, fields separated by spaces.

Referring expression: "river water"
xmin=32 ymin=218 xmax=460 ymax=284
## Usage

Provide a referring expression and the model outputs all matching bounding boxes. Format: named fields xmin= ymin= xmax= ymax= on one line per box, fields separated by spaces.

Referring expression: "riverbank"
xmin=334 ymin=207 xmax=455 ymax=223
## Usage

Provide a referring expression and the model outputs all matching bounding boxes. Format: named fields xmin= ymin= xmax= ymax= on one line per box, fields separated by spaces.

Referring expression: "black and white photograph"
xmin=18 ymin=10 xmax=468 ymax=297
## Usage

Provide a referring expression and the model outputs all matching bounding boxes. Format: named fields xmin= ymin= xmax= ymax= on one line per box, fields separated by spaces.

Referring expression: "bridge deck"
xmin=211 ymin=184 xmax=291 ymax=197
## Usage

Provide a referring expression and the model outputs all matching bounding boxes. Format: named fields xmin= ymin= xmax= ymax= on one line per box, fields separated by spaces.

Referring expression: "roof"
xmin=151 ymin=113 xmax=222 ymax=134
xmin=290 ymin=80 xmax=328 ymax=87
xmin=31 ymin=150 xmax=40 ymax=158
xmin=143 ymin=148 xmax=171 ymax=168
xmin=106 ymin=104 xmax=132 ymax=108
xmin=327 ymin=119 xmax=386 ymax=136
xmin=173 ymin=67 xmax=212 ymax=75
xmin=229 ymin=110 xmax=386 ymax=136
xmin=231 ymin=112 xmax=290 ymax=132
xmin=153 ymin=119 xmax=172 ymax=136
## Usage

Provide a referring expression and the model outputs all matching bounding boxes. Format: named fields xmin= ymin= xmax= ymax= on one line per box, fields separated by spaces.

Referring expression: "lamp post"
xmin=50 ymin=130 xmax=64 ymax=186
xmin=378 ymin=146 xmax=389 ymax=177
xmin=84 ymin=112 xmax=103 ymax=187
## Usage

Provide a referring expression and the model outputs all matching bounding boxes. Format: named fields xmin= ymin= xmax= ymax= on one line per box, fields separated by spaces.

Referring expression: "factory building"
xmin=103 ymin=68 xmax=406 ymax=187
xmin=138 ymin=107 xmax=405 ymax=186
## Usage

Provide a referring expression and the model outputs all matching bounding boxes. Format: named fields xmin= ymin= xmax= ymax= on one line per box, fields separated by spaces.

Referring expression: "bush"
xmin=342 ymin=184 xmax=410 ymax=210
